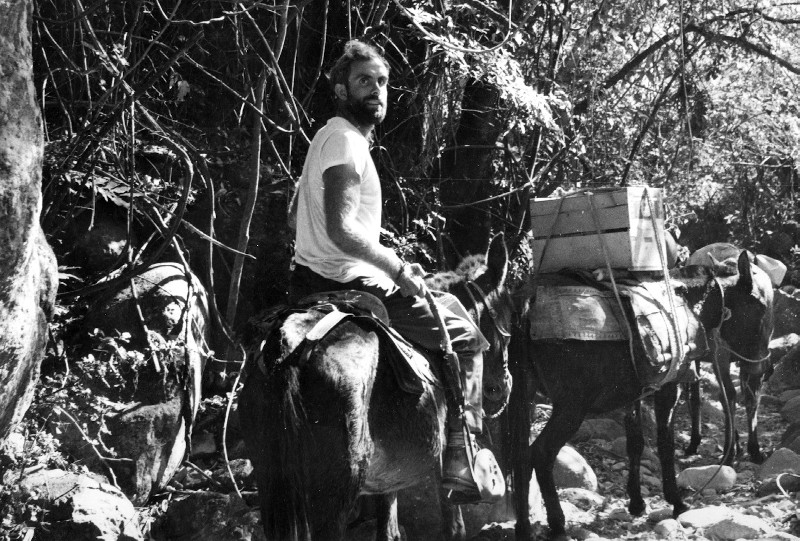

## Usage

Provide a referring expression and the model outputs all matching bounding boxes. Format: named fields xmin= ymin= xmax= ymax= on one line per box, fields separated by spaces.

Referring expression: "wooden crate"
xmin=530 ymin=187 xmax=669 ymax=273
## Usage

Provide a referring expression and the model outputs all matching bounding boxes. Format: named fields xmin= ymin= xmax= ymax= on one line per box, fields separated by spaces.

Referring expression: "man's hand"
xmin=396 ymin=262 xmax=427 ymax=297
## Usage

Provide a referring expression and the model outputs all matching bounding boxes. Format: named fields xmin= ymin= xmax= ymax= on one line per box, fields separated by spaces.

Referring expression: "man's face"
xmin=339 ymin=58 xmax=389 ymax=126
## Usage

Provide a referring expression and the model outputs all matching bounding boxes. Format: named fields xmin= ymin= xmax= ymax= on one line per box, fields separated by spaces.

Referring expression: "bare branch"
xmin=574 ymin=31 xmax=680 ymax=116
xmin=686 ymin=22 xmax=800 ymax=75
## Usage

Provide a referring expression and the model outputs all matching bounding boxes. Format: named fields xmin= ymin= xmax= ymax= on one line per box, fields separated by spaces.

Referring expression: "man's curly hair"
xmin=327 ymin=40 xmax=390 ymax=90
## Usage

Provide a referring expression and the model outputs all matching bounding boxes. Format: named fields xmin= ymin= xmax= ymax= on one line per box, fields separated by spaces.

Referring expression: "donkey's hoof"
xmin=672 ymin=502 xmax=690 ymax=518
xmin=628 ymin=498 xmax=646 ymax=516
xmin=514 ymin=519 xmax=532 ymax=540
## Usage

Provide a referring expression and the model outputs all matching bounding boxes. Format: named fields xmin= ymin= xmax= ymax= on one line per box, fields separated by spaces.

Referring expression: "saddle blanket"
xmin=529 ymin=271 xmax=708 ymax=371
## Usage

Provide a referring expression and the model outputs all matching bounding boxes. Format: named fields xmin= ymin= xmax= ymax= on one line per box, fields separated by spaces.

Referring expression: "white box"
xmin=530 ymin=187 xmax=669 ymax=273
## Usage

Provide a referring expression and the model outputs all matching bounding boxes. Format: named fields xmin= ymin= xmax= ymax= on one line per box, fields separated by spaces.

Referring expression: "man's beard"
xmin=343 ymin=95 xmax=385 ymax=126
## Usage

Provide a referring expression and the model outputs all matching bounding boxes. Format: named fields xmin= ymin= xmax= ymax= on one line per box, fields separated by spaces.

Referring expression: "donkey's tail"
xmin=240 ymin=354 xmax=312 ymax=541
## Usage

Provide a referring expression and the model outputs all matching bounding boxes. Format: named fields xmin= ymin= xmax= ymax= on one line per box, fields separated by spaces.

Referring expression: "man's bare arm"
xmin=323 ymin=163 xmax=403 ymax=278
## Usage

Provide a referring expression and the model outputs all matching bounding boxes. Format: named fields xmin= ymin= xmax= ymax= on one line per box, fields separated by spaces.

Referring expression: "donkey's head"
xmin=715 ymin=251 xmax=775 ymax=373
xmin=426 ymin=233 xmax=513 ymax=417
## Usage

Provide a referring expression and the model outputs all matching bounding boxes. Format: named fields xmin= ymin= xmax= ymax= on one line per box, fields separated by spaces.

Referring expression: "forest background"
xmin=34 ymin=0 xmax=800 ymax=365
xmin=0 ymin=0 xmax=797 ymax=537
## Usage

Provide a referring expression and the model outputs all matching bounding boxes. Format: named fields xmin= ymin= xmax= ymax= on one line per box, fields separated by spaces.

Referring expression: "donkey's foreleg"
xmin=654 ymin=383 xmax=689 ymax=517
xmin=374 ymin=493 xmax=402 ymax=541
xmin=530 ymin=404 xmax=586 ymax=539
xmin=742 ymin=371 xmax=766 ymax=464
xmin=714 ymin=354 xmax=739 ymax=465
xmin=433 ymin=466 xmax=466 ymax=541
xmin=625 ymin=400 xmax=646 ymax=516
xmin=685 ymin=360 xmax=703 ymax=456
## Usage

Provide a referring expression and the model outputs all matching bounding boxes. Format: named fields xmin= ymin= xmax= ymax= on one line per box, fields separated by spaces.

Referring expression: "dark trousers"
xmin=290 ymin=264 xmax=485 ymax=432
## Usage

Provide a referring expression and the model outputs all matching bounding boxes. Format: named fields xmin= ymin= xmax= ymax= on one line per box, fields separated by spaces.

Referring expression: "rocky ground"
xmin=452 ymin=367 xmax=800 ymax=541
xmin=164 ymin=362 xmax=800 ymax=541
xmin=3 ymin=351 xmax=800 ymax=541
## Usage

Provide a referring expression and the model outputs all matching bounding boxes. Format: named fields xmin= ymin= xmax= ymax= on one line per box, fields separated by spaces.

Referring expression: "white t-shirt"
xmin=294 ymin=117 xmax=391 ymax=288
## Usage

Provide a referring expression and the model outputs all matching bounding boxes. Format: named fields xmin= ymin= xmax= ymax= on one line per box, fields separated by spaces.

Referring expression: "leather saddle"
xmin=248 ymin=290 xmax=438 ymax=395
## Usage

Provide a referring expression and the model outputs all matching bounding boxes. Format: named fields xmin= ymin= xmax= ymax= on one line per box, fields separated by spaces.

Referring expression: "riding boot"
xmin=441 ymin=357 xmax=505 ymax=504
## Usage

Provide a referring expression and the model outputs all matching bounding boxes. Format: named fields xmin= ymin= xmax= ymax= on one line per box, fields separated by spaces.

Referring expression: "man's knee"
xmin=449 ymin=324 xmax=486 ymax=357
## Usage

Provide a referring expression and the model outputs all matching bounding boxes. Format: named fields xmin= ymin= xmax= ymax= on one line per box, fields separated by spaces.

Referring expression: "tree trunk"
xmin=0 ymin=0 xmax=58 ymax=442
xmin=437 ymin=80 xmax=503 ymax=258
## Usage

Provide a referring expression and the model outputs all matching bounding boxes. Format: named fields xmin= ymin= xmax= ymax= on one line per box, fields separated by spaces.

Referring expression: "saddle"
xmin=528 ymin=270 xmax=709 ymax=390
xmin=248 ymin=290 xmax=438 ymax=395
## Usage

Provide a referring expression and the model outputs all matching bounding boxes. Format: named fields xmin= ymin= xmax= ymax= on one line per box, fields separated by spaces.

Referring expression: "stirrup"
xmin=442 ymin=424 xmax=505 ymax=505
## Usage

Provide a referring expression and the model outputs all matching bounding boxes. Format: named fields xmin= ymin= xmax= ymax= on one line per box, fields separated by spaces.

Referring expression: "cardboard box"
xmin=530 ymin=187 xmax=669 ymax=272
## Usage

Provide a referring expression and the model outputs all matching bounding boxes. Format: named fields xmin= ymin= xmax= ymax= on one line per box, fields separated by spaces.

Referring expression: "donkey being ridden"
xmin=240 ymin=234 xmax=514 ymax=541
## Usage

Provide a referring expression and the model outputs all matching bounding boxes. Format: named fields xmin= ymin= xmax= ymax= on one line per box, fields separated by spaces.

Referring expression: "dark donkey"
xmin=239 ymin=234 xmax=513 ymax=541
xmin=684 ymin=243 xmax=776 ymax=465
xmin=510 ymin=250 xmax=774 ymax=541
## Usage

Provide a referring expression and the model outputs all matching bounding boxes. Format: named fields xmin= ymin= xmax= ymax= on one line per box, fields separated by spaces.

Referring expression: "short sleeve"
xmin=319 ymin=129 xmax=368 ymax=177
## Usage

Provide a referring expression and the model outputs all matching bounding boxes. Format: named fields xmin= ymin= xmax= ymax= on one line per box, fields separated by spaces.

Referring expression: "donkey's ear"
xmin=707 ymin=253 xmax=722 ymax=275
xmin=485 ymin=232 xmax=508 ymax=289
xmin=738 ymin=250 xmax=754 ymax=292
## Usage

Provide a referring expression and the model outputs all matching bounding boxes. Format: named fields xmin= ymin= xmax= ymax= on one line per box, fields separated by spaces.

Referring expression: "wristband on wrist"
xmin=393 ymin=261 xmax=407 ymax=282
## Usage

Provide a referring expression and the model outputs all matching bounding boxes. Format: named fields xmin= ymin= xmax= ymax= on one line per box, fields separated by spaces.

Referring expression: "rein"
xmin=715 ymin=337 xmax=772 ymax=364
xmin=461 ymin=279 xmax=512 ymax=419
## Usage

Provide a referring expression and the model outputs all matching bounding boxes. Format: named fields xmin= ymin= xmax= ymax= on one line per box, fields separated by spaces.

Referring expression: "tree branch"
xmin=574 ymin=31 xmax=679 ymax=116
xmin=685 ymin=22 xmax=800 ymax=75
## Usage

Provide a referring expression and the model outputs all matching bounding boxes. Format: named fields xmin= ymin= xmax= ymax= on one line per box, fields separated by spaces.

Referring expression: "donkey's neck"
xmin=671 ymin=267 xmax=713 ymax=307
xmin=671 ymin=266 xmax=729 ymax=331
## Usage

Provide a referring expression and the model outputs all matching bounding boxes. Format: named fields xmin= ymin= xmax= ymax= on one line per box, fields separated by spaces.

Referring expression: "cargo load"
xmin=530 ymin=187 xmax=669 ymax=273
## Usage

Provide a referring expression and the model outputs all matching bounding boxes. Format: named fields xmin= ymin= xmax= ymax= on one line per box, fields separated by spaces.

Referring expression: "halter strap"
xmin=706 ymin=275 xmax=772 ymax=365
xmin=461 ymin=279 xmax=511 ymax=419
xmin=464 ymin=281 xmax=511 ymax=339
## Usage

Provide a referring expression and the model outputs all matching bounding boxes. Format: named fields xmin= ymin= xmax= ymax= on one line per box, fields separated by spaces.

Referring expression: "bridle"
xmin=696 ymin=274 xmax=772 ymax=365
xmin=460 ymin=279 xmax=512 ymax=419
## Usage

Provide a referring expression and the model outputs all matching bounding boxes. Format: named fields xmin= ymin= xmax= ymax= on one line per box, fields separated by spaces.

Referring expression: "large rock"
xmin=780 ymin=423 xmax=800 ymax=454
xmin=781 ymin=395 xmax=800 ymax=424
xmin=756 ymin=473 xmax=800 ymax=497
xmin=771 ymin=334 xmax=800 ymax=362
xmin=677 ymin=465 xmax=737 ymax=492
xmin=19 ymin=469 xmax=142 ymax=540
xmin=703 ymin=512 xmax=773 ymax=540
xmin=775 ymin=287 xmax=800 ymax=338
xmin=553 ymin=445 xmax=598 ymax=492
xmin=69 ymin=262 xmax=210 ymax=504
xmin=572 ymin=417 xmax=626 ymax=443
xmin=757 ymin=447 xmax=800 ymax=481
xmin=0 ymin=2 xmax=59 ymax=443
xmin=105 ymin=396 xmax=187 ymax=505
xmin=678 ymin=505 xmax=733 ymax=529
xmin=74 ymin=213 xmax=137 ymax=274
xmin=767 ymin=343 xmax=800 ymax=395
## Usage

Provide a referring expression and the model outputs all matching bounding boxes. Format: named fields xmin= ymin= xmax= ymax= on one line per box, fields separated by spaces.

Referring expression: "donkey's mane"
xmin=424 ymin=254 xmax=487 ymax=292
xmin=672 ymin=262 xmax=737 ymax=289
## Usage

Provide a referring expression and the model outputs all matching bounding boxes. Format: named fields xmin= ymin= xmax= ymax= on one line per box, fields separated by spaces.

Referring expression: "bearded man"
xmin=288 ymin=40 xmax=502 ymax=503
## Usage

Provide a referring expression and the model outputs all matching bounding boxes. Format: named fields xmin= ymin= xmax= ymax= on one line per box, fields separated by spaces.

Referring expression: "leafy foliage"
xmin=33 ymin=0 xmax=800 ymax=317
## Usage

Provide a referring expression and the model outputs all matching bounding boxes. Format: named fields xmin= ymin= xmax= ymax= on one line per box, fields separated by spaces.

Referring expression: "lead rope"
xmin=425 ymin=288 xmax=467 ymax=425
xmin=644 ymin=188 xmax=684 ymax=377
xmin=585 ymin=192 xmax=639 ymax=381
xmin=688 ymin=278 xmax=733 ymax=500
xmin=715 ymin=337 xmax=772 ymax=364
